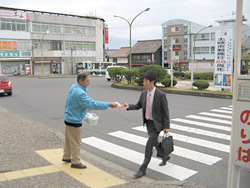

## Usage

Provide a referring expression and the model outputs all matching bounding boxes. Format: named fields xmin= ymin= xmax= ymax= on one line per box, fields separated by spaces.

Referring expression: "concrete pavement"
xmin=0 ymin=106 xmax=206 ymax=188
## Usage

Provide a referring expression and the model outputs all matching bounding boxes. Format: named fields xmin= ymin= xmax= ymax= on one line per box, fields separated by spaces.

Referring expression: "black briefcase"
xmin=157 ymin=133 xmax=174 ymax=158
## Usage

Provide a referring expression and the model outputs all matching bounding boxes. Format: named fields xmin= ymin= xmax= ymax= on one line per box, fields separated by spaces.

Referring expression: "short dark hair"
xmin=143 ymin=71 xmax=156 ymax=85
xmin=77 ymin=71 xmax=89 ymax=82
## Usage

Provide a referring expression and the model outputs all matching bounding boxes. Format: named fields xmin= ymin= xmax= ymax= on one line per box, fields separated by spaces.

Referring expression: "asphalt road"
xmin=0 ymin=76 xmax=249 ymax=188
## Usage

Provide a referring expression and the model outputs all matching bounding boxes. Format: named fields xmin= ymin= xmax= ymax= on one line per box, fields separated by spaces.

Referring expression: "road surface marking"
xmin=171 ymin=118 xmax=231 ymax=132
xmin=210 ymin=109 xmax=232 ymax=114
xmin=199 ymin=112 xmax=232 ymax=119
xmin=170 ymin=123 xmax=231 ymax=140
xmin=36 ymin=148 xmax=126 ymax=188
xmin=0 ymin=165 xmax=61 ymax=182
xmin=186 ymin=115 xmax=232 ymax=125
xmin=220 ymin=107 xmax=232 ymax=111
xmin=133 ymin=126 xmax=230 ymax=153
xmin=109 ymin=131 xmax=221 ymax=165
xmin=82 ymin=137 xmax=197 ymax=181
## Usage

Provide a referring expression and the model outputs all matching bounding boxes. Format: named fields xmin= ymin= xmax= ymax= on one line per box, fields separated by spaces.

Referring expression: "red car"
xmin=0 ymin=74 xmax=12 ymax=96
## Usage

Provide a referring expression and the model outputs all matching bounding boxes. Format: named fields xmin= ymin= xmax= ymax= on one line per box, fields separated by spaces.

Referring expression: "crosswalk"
xmin=82 ymin=105 xmax=232 ymax=181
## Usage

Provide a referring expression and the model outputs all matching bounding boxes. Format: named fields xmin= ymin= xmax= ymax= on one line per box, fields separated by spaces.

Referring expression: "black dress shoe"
xmin=159 ymin=156 xmax=170 ymax=166
xmin=62 ymin=159 xmax=71 ymax=163
xmin=71 ymin=163 xmax=87 ymax=169
xmin=133 ymin=170 xmax=146 ymax=179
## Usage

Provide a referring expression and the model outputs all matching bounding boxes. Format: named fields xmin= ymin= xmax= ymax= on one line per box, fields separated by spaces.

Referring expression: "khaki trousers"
xmin=63 ymin=125 xmax=82 ymax=164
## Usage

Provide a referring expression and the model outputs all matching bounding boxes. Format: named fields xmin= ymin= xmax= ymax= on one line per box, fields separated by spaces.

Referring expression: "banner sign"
xmin=105 ymin=27 xmax=109 ymax=44
xmin=214 ymin=28 xmax=234 ymax=89
xmin=0 ymin=10 xmax=30 ymax=20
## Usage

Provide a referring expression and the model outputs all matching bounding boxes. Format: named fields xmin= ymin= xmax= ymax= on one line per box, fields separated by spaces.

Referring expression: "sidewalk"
xmin=0 ymin=106 xmax=206 ymax=188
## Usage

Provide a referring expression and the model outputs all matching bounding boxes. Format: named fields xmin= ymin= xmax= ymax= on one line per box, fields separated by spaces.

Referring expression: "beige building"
xmin=0 ymin=6 xmax=106 ymax=76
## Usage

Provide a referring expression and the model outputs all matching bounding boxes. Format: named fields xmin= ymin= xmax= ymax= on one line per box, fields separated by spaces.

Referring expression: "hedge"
xmin=193 ymin=80 xmax=210 ymax=90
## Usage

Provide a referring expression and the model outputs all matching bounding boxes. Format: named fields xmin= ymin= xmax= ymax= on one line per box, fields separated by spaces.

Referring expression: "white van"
xmin=105 ymin=65 xmax=127 ymax=81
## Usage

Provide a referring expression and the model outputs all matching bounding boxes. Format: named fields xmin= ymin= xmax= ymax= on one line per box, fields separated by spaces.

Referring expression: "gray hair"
xmin=77 ymin=71 xmax=89 ymax=82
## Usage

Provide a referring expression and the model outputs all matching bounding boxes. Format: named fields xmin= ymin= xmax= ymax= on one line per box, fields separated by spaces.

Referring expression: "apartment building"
xmin=161 ymin=18 xmax=250 ymax=73
xmin=0 ymin=6 xmax=106 ymax=76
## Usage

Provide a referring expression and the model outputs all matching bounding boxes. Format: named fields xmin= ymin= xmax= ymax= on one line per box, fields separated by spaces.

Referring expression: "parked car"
xmin=105 ymin=65 xmax=127 ymax=81
xmin=0 ymin=74 xmax=12 ymax=96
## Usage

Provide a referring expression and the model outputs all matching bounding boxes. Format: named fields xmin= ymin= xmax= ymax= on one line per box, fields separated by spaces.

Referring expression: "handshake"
xmin=110 ymin=102 xmax=129 ymax=110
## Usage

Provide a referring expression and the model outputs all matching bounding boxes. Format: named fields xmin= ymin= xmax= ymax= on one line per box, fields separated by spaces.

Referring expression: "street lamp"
xmin=39 ymin=30 xmax=49 ymax=76
xmin=114 ymin=8 xmax=150 ymax=69
xmin=191 ymin=25 xmax=212 ymax=88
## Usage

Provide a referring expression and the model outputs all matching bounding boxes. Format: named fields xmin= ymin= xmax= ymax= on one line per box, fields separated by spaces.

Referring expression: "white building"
xmin=0 ymin=6 xmax=106 ymax=76
xmin=161 ymin=17 xmax=250 ymax=73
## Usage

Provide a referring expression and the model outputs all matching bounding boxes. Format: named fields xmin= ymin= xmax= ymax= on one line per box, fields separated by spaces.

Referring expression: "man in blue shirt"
xmin=63 ymin=72 xmax=118 ymax=169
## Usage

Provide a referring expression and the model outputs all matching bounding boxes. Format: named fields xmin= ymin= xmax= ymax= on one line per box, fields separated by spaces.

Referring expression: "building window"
xmin=194 ymin=47 xmax=210 ymax=54
xmin=211 ymin=46 xmax=215 ymax=54
xmin=164 ymin=40 xmax=167 ymax=48
xmin=1 ymin=19 xmax=11 ymax=30
xmin=175 ymin=39 xmax=179 ymax=44
xmin=164 ymin=51 xmax=167 ymax=60
xmin=164 ymin=28 xmax=167 ymax=37
xmin=171 ymin=27 xmax=179 ymax=32
xmin=211 ymin=33 xmax=215 ymax=41
xmin=195 ymin=33 xmax=210 ymax=41
xmin=184 ymin=38 xmax=188 ymax=44
xmin=175 ymin=51 xmax=179 ymax=56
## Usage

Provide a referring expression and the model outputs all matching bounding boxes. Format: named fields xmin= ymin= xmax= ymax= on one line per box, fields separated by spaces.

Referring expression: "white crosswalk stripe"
xmin=171 ymin=118 xmax=231 ymax=132
xmin=220 ymin=107 xmax=232 ymax=111
xmin=82 ymin=105 xmax=232 ymax=181
xmin=109 ymin=131 xmax=222 ymax=165
xmin=210 ymin=109 xmax=232 ymax=114
xmin=170 ymin=123 xmax=231 ymax=140
xmin=199 ymin=112 xmax=232 ymax=119
xmin=133 ymin=126 xmax=230 ymax=153
xmin=186 ymin=115 xmax=232 ymax=125
xmin=82 ymin=137 xmax=197 ymax=181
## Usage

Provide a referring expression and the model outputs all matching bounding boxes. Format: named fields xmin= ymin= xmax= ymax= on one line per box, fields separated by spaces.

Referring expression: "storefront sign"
xmin=0 ymin=50 xmax=20 ymax=57
xmin=0 ymin=10 xmax=30 ymax=20
xmin=214 ymin=28 xmax=233 ymax=89
xmin=0 ymin=40 xmax=17 ymax=50
xmin=105 ymin=27 xmax=109 ymax=44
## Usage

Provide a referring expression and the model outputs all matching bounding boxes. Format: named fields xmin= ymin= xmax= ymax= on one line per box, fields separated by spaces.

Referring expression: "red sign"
xmin=105 ymin=27 xmax=109 ymax=44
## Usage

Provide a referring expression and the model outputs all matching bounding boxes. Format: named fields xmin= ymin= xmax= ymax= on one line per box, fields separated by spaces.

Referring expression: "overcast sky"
xmin=1 ymin=0 xmax=249 ymax=49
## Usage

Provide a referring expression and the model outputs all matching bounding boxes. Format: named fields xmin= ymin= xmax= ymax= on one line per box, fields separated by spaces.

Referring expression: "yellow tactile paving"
xmin=40 ymin=165 xmax=61 ymax=174
xmin=0 ymin=165 xmax=62 ymax=182
xmin=3 ymin=170 xmax=26 ymax=180
xmin=0 ymin=174 xmax=7 ymax=182
xmin=36 ymin=148 xmax=126 ymax=188
xmin=22 ymin=167 xmax=45 ymax=177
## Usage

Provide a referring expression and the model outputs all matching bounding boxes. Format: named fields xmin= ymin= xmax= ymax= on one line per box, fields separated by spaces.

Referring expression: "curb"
xmin=111 ymin=83 xmax=233 ymax=99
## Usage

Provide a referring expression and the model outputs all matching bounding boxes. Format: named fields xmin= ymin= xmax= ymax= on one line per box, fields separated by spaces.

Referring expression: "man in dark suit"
xmin=120 ymin=70 xmax=170 ymax=178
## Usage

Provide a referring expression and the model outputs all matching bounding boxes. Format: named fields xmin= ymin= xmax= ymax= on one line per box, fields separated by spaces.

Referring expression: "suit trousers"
xmin=140 ymin=120 xmax=160 ymax=171
xmin=63 ymin=125 xmax=82 ymax=164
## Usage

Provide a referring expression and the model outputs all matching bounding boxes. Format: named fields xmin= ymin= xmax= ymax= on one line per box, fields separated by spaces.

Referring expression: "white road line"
xmin=82 ymin=137 xmax=197 ymax=181
xmin=186 ymin=115 xmax=232 ymax=125
xmin=220 ymin=107 xmax=233 ymax=111
xmin=199 ymin=112 xmax=232 ymax=119
xmin=171 ymin=123 xmax=231 ymax=140
xmin=210 ymin=109 xmax=232 ymax=114
xmin=109 ymin=131 xmax=222 ymax=165
xmin=133 ymin=126 xmax=230 ymax=153
xmin=171 ymin=118 xmax=231 ymax=132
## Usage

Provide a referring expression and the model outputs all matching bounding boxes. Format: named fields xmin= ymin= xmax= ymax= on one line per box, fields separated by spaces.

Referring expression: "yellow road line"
xmin=0 ymin=165 xmax=61 ymax=182
xmin=36 ymin=148 xmax=126 ymax=188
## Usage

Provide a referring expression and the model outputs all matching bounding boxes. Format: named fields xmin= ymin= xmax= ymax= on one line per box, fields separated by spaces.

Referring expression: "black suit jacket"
xmin=128 ymin=88 xmax=170 ymax=132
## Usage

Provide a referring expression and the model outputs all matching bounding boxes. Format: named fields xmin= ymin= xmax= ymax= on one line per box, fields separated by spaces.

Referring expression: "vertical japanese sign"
xmin=232 ymin=81 xmax=250 ymax=168
xmin=214 ymin=28 xmax=233 ymax=89
xmin=105 ymin=26 xmax=109 ymax=44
